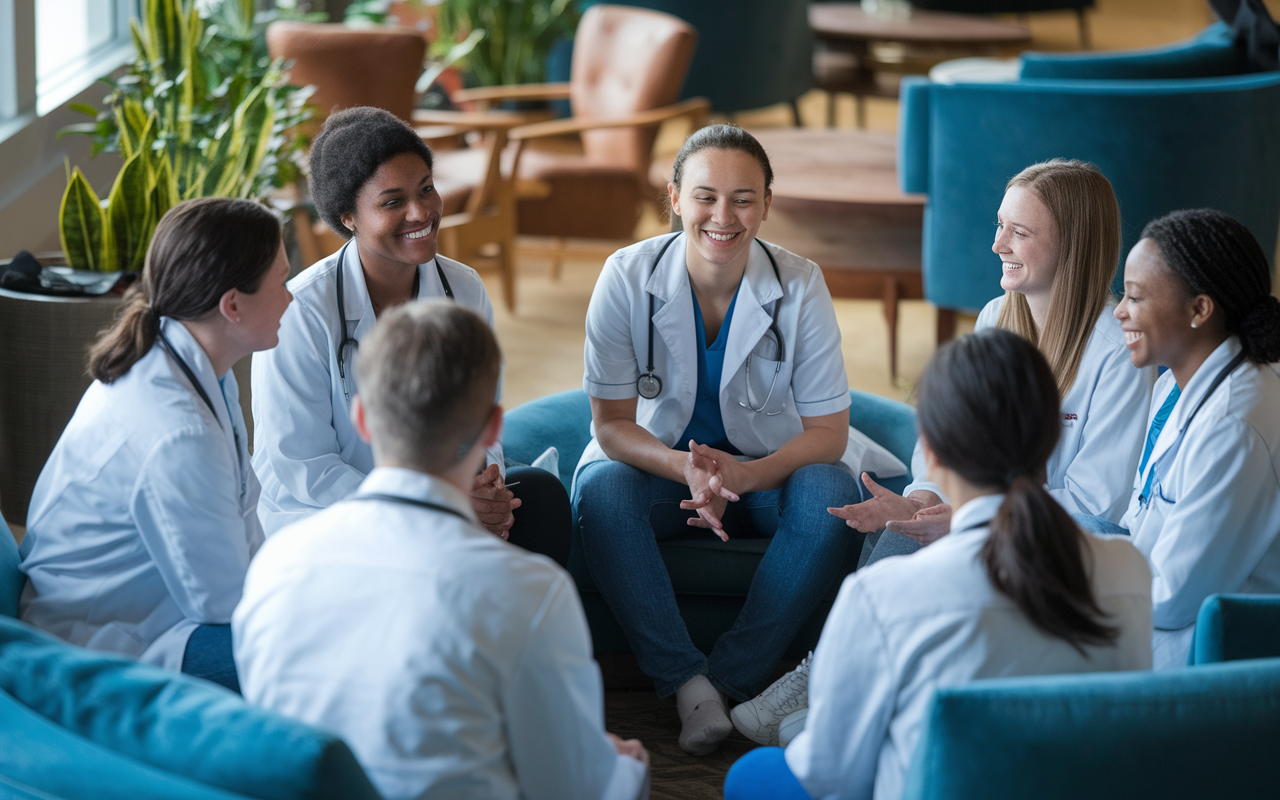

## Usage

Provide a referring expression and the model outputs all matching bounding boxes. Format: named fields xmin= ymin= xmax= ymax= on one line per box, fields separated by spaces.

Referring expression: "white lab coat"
xmin=1119 ymin=336 xmax=1280 ymax=669
xmin=577 ymin=233 xmax=905 ymax=484
xmin=904 ymin=296 xmax=1154 ymax=521
xmin=251 ymin=244 xmax=501 ymax=535
xmin=233 ymin=467 xmax=646 ymax=800
xmin=19 ymin=318 xmax=262 ymax=671
xmin=785 ymin=494 xmax=1153 ymax=800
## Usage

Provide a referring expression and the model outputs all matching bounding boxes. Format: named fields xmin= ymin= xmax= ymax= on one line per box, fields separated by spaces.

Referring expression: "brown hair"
xmin=88 ymin=197 xmax=282 ymax=384
xmin=671 ymin=124 xmax=773 ymax=193
xmin=917 ymin=328 xmax=1118 ymax=653
xmin=356 ymin=301 xmax=502 ymax=473
xmin=995 ymin=159 xmax=1121 ymax=397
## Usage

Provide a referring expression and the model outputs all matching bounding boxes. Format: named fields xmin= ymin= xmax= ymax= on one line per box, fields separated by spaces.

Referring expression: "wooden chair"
xmin=415 ymin=4 xmax=709 ymax=277
xmin=265 ymin=21 xmax=522 ymax=309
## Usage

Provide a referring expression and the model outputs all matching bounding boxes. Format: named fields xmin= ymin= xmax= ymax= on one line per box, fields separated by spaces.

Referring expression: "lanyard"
xmin=348 ymin=492 xmax=471 ymax=523
xmin=1139 ymin=350 xmax=1247 ymax=509
xmin=157 ymin=327 xmax=245 ymax=494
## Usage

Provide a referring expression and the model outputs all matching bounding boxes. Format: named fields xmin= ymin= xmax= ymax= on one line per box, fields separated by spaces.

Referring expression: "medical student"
xmin=20 ymin=197 xmax=291 ymax=692
xmin=235 ymin=302 xmax=649 ymax=800
xmin=722 ymin=329 xmax=1153 ymax=800
xmin=735 ymin=159 xmax=1155 ymax=748
xmin=251 ymin=106 xmax=569 ymax=564
xmin=1106 ymin=208 xmax=1280 ymax=669
xmin=833 ymin=159 xmax=1153 ymax=553
xmin=575 ymin=124 xmax=904 ymax=756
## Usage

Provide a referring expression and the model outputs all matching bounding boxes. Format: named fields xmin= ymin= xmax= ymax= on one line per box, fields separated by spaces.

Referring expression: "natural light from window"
xmin=36 ymin=0 xmax=115 ymax=91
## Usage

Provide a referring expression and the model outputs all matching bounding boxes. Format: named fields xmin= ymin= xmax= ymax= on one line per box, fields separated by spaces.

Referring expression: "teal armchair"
xmin=503 ymin=389 xmax=917 ymax=659
xmin=1191 ymin=593 xmax=1280 ymax=665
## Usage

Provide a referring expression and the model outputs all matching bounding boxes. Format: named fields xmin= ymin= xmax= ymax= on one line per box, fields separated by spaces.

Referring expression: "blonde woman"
xmin=732 ymin=159 xmax=1156 ymax=747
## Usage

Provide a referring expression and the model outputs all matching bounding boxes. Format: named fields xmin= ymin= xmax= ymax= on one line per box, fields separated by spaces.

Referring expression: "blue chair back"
xmin=1021 ymin=23 xmax=1251 ymax=80
xmin=902 ymin=658 xmax=1280 ymax=800
xmin=1 ymin=516 xmax=21 ymax=618
xmin=1192 ymin=593 xmax=1280 ymax=664
xmin=899 ymin=67 xmax=1280 ymax=312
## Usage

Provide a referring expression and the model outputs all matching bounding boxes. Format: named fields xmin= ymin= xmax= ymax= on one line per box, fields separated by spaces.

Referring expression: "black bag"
xmin=0 ymin=251 xmax=128 ymax=296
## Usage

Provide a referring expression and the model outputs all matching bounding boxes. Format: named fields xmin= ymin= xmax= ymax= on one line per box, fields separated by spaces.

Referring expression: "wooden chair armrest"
xmin=411 ymin=109 xmax=548 ymax=130
xmin=452 ymin=83 xmax=573 ymax=104
xmin=508 ymin=98 xmax=711 ymax=141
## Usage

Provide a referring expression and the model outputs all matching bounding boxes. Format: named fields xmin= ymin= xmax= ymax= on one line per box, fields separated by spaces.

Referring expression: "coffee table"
xmin=747 ymin=127 xmax=951 ymax=380
xmin=809 ymin=3 xmax=1030 ymax=127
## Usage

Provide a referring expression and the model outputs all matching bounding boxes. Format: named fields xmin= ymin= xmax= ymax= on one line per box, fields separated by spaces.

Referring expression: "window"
xmin=29 ymin=0 xmax=134 ymax=116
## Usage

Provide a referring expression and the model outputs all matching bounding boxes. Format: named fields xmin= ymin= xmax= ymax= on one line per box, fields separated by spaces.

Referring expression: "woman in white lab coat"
xmin=833 ymin=159 xmax=1153 ymax=550
xmin=575 ymin=125 xmax=902 ymax=756
xmin=723 ymin=328 xmax=1153 ymax=800
xmin=1111 ymin=208 xmax=1280 ymax=669
xmin=734 ymin=160 xmax=1155 ymax=748
xmin=250 ymin=107 xmax=570 ymax=564
xmin=19 ymin=197 xmax=292 ymax=693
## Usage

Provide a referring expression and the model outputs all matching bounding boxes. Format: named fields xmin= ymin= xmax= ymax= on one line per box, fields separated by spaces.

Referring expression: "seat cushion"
xmin=0 ymin=618 xmax=380 ymax=800
xmin=515 ymin=149 xmax=644 ymax=239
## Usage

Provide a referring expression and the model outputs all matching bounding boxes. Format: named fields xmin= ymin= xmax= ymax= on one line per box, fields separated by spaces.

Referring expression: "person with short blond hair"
xmin=234 ymin=301 xmax=648 ymax=800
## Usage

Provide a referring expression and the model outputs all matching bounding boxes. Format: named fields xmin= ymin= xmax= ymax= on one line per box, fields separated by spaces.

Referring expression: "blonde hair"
xmin=994 ymin=159 xmax=1120 ymax=396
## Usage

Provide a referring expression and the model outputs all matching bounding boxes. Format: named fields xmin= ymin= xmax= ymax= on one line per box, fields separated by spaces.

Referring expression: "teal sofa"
xmin=0 ymin=518 xmax=383 ymax=800
xmin=1191 ymin=593 xmax=1280 ymax=665
xmin=901 ymin=658 xmax=1280 ymax=800
xmin=503 ymin=389 xmax=917 ymax=659
xmin=899 ymin=23 xmax=1280 ymax=312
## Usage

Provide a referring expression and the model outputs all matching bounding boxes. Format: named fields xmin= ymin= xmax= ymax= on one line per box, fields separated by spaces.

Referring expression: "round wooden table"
xmin=809 ymin=3 xmax=1030 ymax=127
xmin=747 ymin=127 xmax=949 ymax=380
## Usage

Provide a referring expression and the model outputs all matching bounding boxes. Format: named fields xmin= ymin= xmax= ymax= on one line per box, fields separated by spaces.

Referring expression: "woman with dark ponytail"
xmin=724 ymin=328 xmax=1152 ymax=800
xmin=1111 ymin=207 xmax=1280 ymax=670
xmin=19 ymin=197 xmax=292 ymax=694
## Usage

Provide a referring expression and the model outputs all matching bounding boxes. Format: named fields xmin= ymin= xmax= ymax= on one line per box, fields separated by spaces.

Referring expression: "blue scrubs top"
xmin=677 ymin=285 xmax=742 ymax=455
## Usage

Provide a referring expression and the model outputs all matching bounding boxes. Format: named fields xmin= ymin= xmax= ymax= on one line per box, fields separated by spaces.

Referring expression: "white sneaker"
xmin=730 ymin=652 xmax=812 ymax=746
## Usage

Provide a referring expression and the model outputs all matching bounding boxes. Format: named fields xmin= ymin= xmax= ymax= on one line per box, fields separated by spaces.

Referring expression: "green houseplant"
xmin=436 ymin=0 xmax=580 ymax=86
xmin=58 ymin=0 xmax=315 ymax=272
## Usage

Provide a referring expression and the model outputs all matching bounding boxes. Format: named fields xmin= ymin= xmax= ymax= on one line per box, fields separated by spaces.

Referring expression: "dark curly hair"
xmin=1140 ymin=208 xmax=1280 ymax=364
xmin=308 ymin=106 xmax=435 ymax=240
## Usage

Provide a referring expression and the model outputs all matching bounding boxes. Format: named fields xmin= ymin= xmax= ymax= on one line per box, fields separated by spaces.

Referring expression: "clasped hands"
xmin=470 ymin=463 xmax=521 ymax=539
xmin=680 ymin=441 xmax=745 ymax=542
xmin=827 ymin=472 xmax=952 ymax=546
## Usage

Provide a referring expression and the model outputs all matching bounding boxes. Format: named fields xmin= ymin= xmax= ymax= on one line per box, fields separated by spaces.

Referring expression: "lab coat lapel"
xmin=342 ymin=243 xmax=378 ymax=341
xmin=645 ymin=234 xmax=696 ymax=397
xmin=721 ymin=242 xmax=782 ymax=393
xmin=1147 ymin=337 xmax=1241 ymax=468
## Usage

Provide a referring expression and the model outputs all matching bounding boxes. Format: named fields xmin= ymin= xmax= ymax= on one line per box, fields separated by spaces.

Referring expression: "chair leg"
xmin=935 ymin=308 xmax=956 ymax=344
xmin=855 ymin=95 xmax=867 ymax=130
xmin=550 ymin=237 xmax=565 ymax=281
xmin=789 ymin=98 xmax=803 ymax=127
xmin=501 ymin=242 xmax=516 ymax=312
xmin=882 ymin=279 xmax=900 ymax=381
xmin=1076 ymin=8 xmax=1092 ymax=50
xmin=827 ymin=92 xmax=837 ymax=128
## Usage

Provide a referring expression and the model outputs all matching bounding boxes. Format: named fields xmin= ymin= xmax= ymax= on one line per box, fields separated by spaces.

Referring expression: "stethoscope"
xmin=1138 ymin=350 xmax=1247 ymax=510
xmin=335 ymin=241 xmax=454 ymax=407
xmin=637 ymin=234 xmax=786 ymax=415
xmin=157 ymin=325 xmax=246 ymax=497
xmin=347 ymin=492 xmax=471 ymax=523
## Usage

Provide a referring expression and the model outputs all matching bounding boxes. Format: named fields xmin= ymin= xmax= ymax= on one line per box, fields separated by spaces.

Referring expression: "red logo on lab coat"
xmin=1063 ymin=413 xmax=1078 ymax=421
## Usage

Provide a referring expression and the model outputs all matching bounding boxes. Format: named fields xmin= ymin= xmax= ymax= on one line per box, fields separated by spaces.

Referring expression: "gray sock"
xmin=676 ymin=675 xmax=733 ymax=756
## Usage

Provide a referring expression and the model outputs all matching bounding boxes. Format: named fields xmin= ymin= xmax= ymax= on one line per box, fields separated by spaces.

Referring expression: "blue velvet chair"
xmin=898 ymin=23 xmax=1280 ymax=313
xmin=901 ymin=658 xmax=1280 ymax=800
xmin=502 ymin=388 xmax=917 ymax=659
xmin=1191 ymin=593 xmax=1280 ymax=665
xmin=0 ymin=517 xmax=383 ymax=800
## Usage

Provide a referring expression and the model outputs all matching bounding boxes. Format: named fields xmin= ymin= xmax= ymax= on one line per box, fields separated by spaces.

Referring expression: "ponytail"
xmin=918 ymin=328 xmax=1118 ymax=653
xmin=85 ymin=197 xmax=282 ymax=384
xmin=982 ymin=475 xmax=1118 ymax=652
xmin=1140 ymin=208 xmax=1280 ymax=365
xmin=88 ymin=285 xmax=160 ymax=383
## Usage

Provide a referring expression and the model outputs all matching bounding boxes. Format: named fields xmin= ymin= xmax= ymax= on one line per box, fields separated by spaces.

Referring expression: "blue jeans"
xmin=1072 ymin=514 xmax=1130 ymax=536
xmin=574 ymin=461 xmax=863 ymax=701
xmin=725 ymin=747 xmax=813 ymax=800
xmin=182 ymin=623 xmax=240 ymax=694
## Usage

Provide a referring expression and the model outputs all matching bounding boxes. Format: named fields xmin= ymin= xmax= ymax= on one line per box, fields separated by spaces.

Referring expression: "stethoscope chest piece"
xmin=637 ymin=372 xmax=662 ymax=400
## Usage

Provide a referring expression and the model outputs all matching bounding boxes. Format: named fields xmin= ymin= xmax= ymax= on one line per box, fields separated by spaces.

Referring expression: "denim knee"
xmin=782 ymin=465 xmax=862 ymax=527
xmin=573 ymin=460 xmax=649 ymax=538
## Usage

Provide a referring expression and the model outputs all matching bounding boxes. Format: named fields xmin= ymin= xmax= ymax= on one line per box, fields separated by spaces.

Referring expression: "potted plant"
xmin=0 ymin=0 xmax=314 ymax=525
xmin=435 ymin=0 xmax=580 ymax=89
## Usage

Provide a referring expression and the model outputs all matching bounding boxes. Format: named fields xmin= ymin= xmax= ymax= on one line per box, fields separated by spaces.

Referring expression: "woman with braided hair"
xmin=1110 ymin=207 xmax=1280 ymax=669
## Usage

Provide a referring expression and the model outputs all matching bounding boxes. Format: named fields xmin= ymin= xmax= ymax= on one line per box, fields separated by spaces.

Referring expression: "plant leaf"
xmin=103 ymin=153 xmax=152 ymax=273
xmin=59 ymin=167 xmax=107 ymax=271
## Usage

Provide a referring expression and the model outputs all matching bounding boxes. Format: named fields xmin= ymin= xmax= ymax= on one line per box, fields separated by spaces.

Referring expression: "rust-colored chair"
xmin=416 ymin=5 xmax=708 ymax=276
xmin=266 ymin=21 xmax=521 ymax=309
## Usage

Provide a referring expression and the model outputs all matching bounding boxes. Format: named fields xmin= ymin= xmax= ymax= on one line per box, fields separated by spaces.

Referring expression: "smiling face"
xmin=1114 ymin=237 xmax=1204 ymax=370
xmin=669 ymin=147 xmax=771 ymax=276
xmin=236 ymin=243 xmax=294 ymax=352
xmin=340 ymin=151 xmax=442 ymax=270
xmin=993 ymin=186 xmax=1061 ymax=301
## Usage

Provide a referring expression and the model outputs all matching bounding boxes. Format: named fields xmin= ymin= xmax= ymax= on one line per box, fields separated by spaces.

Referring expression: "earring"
xmin=1191 ymin=321 xmax=1198 ymax=329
